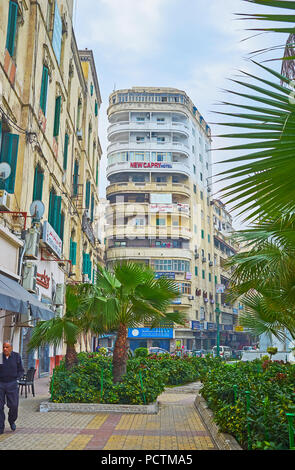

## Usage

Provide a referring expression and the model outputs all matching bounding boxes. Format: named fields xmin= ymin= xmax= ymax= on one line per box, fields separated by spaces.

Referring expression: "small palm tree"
xmin=27 ymin=284 xmax=84 ymax=369
xmin=82 ymin=262 xmax=187 ymax=383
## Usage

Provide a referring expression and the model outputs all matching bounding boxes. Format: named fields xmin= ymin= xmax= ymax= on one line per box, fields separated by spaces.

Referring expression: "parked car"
xmin=192 ymin=349 xmax=206 ymax=357
xmin=148 ymin=347 xmax=169 ymax=355
xmin=212 ymin=345 xmax=232 ymax=358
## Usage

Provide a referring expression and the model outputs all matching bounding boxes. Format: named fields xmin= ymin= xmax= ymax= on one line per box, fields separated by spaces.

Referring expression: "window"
xmin=83 ymin=252 xmax=92 ymax=279
xmin=0 ymin=129 xmax=19 ymax=194
xmin=193 ymin=165 xmax=196 ymax=174
xmin=90 ymin=83 xmax=94 ymax=96
xmin=201 ymin=229 xmax=204 ymax=239
xmin=195 ymin=266 xmax=198 ymax=276
xmin=95 ymin=100 xmax=98 ymax=117
xmin=73 ymin=160 xmax=79 ymax=196
xmin=63 ymin=133 xmax=69 ymax=170
xmin=90 ymin=193 xmax=94 ymax=222
xmin=69 ymin=238 xmax=77 ymax=266
xmin=6 ymin=1 xmax=18 ymax=58
xmin=156 ymin=218 xmax=166 ymax=226
xmin=53 ymin=95 xmax=61 ymax=137
xmin=48 ymin=189 xmax=62 ymax=236
xmin=208 ymin=234 xmax=210 ymax=243
xmin=85 ymin=180 xmax=91 ymax=209
xmin=202 ymin=270 xmax=205 ymax=280
xmin=200 ymin=191 xmax=203 ymax=200
xmin=40 ymin=65 xmax=49 ymax=115
xmin=52 ymin=1 xmax=62 ymax=64
xmin=193 ymin=184 xmax=196 ymax=194
xmin=32 ymin=164 xmax=44 ymax=202
xmin=209 ymin=273 xmax=212 ymax=282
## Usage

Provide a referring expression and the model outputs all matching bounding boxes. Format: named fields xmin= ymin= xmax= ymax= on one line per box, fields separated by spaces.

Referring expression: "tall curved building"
xmin=105 ymin=87 xmax=221 ymax=352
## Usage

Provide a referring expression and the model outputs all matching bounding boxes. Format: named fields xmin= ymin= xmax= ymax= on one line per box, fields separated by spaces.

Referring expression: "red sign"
xmin=37 ymin=269 xmax=50 ymax=289
xmin=130 ymin=162 xmax=172 ymax=169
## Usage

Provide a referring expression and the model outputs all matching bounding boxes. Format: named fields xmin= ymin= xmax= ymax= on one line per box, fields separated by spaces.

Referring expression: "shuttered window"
xmin=73 ymin=160 xmax=79 ymax=196
xmin=63 ymin=133 xmax=69 ymax=170
xmin=60 ymin=212 xmax=65 ymax=242
xmin=69 ymin=239 xmax=77 ymax=266
xmin=6 ymin=1 xmax=18 ymax=58
xmin=95 ymin=101 xmax=98 ymax=117
xmin=48 ymin=189 xmax=62 ymax=237
xmin=0 ymin=132 xmax=19 ymax=193
xmin=90 ymin=193 xmax=94 ymax=222
xmin=40 ymin=65 xmax=49 ymax=115
xmin=82 ymin=252 xmax=92 ymax=278
xmin=53 ymin=95 xmax=61 ymax=137
xmin=85 ymin=180 xmax=90 ymax=209
xmin=32 ymin=164 xmax=44 ymax=202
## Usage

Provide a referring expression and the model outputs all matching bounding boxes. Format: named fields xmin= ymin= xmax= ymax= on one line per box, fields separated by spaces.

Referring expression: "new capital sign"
xmin=130 ymin=162 xmax=172 ymax=169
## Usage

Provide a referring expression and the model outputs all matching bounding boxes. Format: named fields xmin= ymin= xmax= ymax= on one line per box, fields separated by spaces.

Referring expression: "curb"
xmin=40 ymin=400 xmax=159 ymax=414
xmin=194 ymin=394 xmax=242 ymax=450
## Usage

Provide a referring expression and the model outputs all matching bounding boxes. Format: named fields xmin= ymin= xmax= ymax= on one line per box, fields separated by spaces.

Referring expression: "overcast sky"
xmin=73 ymin=0 xmax=288 ymax=227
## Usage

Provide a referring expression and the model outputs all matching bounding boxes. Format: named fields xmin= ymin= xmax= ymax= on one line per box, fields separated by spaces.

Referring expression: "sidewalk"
xmin=0 ymin=377 xmax=217 ymax=450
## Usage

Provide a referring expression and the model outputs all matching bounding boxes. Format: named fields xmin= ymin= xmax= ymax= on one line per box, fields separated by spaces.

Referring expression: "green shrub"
xmin=134 ymin=347 xmax=149 ymax=358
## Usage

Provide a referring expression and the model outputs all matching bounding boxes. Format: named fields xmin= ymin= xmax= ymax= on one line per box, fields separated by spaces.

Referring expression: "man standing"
xmin=0 ymin=342 xmax=24 ymax=434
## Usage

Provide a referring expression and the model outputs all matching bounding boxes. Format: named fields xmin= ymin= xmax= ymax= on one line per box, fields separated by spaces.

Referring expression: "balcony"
xmin=107 ymin=161 xmax=190 ymax=178
xmin=107 ymin=140 xmax=190 ymax=157
xmin=106 ymin=181 xmax=191 ymax=198
xmin=106 ymin=246 xmax=192 ymax=261
xmin=107 ymin=120 xmax=190 ymax=137
xmin=105 ymin=224 xmax=192 ymax=240
xmin=106 ymin=202 xmax=190 ymax=217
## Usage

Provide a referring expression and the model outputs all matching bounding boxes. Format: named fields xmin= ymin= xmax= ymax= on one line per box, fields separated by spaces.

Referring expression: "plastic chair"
xmin=18 ymin=367 xmax=36 ymax=398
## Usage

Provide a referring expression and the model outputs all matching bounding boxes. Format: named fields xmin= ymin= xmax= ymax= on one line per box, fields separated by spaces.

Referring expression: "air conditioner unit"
xmin=83 ymin=274 xmax=90 ymax=283
xmin=0 ymin=190 xmax=11 ymax=211
xmin=53 ymin=283 xmax=65 ymax=306
xmin=194 ymin=253 xmax=199 ymax=259
xmin=188 ymin=295 xmax=194 ymax=301
xmin=24 ymin=227 xmax=40 ymax=259
xmin=209 ymin=261 xmax=213 ymax=267
xmin=77 ymin=129 xmax=83 ymax=140
xmin=84 ymin=209 xmax=91 ymax=220
xmin=55 ymin=305 xmax=63 ymax=317
xmin=202 ymin=257 xmax=206 ymax=263
xmin=22 ymin=262 xmax=37 ymax=293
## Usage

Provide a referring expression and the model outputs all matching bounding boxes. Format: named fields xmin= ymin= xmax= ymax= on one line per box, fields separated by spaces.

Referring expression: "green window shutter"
xmin=0 ymin=132 xmax=19 ymax=193
xmin=33 ymin=165 xmax=43 ymax=202
xmin=53 ymin=195 xmax=61 ymax=235
xmin=95 ymin=101 xmax=98 ymax=116
xmin=82 ymin=252 xmax=86 ymax=274
xmin=6 ymin=1 xmax=18 ymax=57
xmin=40 ymin=65 xmax=49 ymax=115
xmin=90 ymin=83 xmax=94 ymax=96
xmin=208 ymin=234 xmax=210 ymax=243
xmin=96 ymin=161 xmax=98 ymax=186
xmin=73 ymin=160 xmax=79 ymax=196
xmin=195 ymin=267 xmax=198 ymax=276
xmin=85 ymin=180 xmax=90 ymax=209
xmin=202 ymin=270 xmax=205 ymax=280
xmin=215 ymin=276 xmax=218 ymax=284
xmin=60 ymin=212 xmax=65 ymax=241
xmin=53 ymin=96 xmax=61 ymax=137
xmin=0 ymin=121 xmax=2 ymax=154
xmin=72 ymin=241 xmax=77 ymax=266
xmin=209 ymin=273 xmax=212 ymax=282
xmin=90 ymin=193 xmax=94 ymax=222
xmin=48 ymin=190 xmax=55 ymax=226
xmin=201 ymin=229 xmax=204 ymax=239
xmin=63 ymin=133 xmax=69 ymax=170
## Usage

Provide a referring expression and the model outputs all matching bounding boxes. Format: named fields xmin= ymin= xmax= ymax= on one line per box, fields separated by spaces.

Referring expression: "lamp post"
xmin=215 ymin=303 xmax=221 ymax=357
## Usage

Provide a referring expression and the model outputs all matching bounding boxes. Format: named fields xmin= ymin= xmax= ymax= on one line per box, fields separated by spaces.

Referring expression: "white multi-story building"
xmin=105 ymin=87 xmax=247 ymax=352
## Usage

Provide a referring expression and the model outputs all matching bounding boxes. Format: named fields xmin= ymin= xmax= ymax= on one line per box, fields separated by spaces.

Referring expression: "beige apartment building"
xmin=104 ymin=87 xmax=250 ymax=352
xmin=0 ymin=0 xmax=103 ymax=374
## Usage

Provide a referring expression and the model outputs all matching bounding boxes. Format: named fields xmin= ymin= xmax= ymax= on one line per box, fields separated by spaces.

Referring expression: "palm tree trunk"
xmin=112 ymin=323 xmax=128 ymax=383
xmin=65 ymin=344 xmax=78 ymax=369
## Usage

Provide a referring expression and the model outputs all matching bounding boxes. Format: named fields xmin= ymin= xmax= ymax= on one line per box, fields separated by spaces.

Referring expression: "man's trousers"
xmin=0 ymin=381 xmax=19 ymax=430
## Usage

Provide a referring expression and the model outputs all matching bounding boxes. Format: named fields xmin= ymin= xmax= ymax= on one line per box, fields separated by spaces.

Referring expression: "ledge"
xmin=194 ymin=394 xmax=242 ymax=451
xmin=40 ymin=400 xmax=159 ymax=414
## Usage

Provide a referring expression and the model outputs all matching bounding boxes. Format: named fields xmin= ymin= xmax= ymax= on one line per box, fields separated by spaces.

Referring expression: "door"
xmin=38 ymin=345 xmax=50 ymax=376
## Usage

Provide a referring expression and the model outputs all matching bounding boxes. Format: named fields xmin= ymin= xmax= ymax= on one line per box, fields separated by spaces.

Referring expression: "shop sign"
xmin=185 ymin=272 xmax=192 ymax=280
xmin=235 ymin=326 xmax=244 ymax=332
xmin=192 ymin=321 xmax=201 ymax=330
xmin=128 ymin=328 xmax=173 ymax=339
xmin=206 ymin=322 xmax=216 ymax=330
xmin=36 ymin=269 xmax=50 ymax=289
xmin=155 ymin=272 xmax=175 ymax=279
xmin=42 ymin=221 xmax=62 ymax=259
xmin=216 ymin=284 xmax=225 ymax=294
xmin=130 ymin=162 xmax=172 ymax=169
xmin=172 ymin=298 xmax=182 ymax=305
xmin=149 ymin=204 xmax=173 ymax=213
xmin=232 ymin=308 xmax=238 ymax=314
xmin=223 ymin=324 xmax=233 ymax=331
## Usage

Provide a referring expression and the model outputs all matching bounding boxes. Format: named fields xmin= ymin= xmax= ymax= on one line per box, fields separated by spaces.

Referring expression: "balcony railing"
xmin=106 ymin=181 xmax=191 ymax=197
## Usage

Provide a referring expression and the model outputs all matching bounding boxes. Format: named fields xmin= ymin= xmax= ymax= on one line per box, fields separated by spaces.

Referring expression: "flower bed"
xmin=200 ymin=358 xmax=295 ymax=450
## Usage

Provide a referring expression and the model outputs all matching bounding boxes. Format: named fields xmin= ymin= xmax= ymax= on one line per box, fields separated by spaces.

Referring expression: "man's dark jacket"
xmin=0 ymin=352 xmax=24 ymax=383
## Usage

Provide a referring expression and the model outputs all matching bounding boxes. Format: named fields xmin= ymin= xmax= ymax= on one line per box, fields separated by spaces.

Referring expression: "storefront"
xmin=128 ymin=327 xmax=174 ymax=352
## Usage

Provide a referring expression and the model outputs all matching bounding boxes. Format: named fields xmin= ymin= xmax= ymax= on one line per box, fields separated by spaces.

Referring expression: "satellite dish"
xmin=0 ymin=163 xmax=11 ymax=180
xmin=30 ymin=200 xmax=45 ymax=220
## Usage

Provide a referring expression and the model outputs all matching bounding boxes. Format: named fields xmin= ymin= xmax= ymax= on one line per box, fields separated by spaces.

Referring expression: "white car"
xmin=149 ymin=347 xmax=169 ymax=355
xmin=212 ymin=345 xmax=232 ymax=359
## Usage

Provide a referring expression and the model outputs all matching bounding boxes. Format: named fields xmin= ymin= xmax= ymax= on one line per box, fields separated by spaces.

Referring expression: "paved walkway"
xmin=0 ymin=377 xmax=217 ymax=450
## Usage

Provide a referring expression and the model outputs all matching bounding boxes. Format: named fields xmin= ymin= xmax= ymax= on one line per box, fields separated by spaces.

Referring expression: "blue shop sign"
xmin=223 ymin=325 xmax=233 ymax=331
xmin=192 ymin=321 xmax=201 ymax=330
xmin=128 ymin=328 xmax=173 ymax=339
xmin=155 ymin=272 xmax=175 ymax=279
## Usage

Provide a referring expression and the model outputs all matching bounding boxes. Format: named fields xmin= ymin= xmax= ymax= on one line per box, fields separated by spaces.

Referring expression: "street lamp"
xmin=215 ymin=303 xmax=221 ymax=358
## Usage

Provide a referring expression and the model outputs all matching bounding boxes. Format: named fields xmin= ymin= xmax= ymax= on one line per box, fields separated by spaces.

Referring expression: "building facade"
xmin=0 ymin=0 xmax=103 ymax=375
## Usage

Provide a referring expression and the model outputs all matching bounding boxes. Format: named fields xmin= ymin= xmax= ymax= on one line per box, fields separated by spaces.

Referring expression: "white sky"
xmin=74 ymin=0 xmax=289 ymax=228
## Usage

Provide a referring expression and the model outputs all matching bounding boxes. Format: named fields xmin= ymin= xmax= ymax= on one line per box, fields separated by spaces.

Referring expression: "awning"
xmin=0 ymin=273 xmax=54 ymax=321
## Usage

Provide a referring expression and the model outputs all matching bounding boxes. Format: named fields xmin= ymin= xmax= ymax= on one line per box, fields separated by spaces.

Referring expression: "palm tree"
xmin=27 ymin=284 xmax=85 ymax=369
xmin=82 ymin=262 xmax=187 ymax=383
xmin=214 ymin=1 xmax=295 ymax=342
